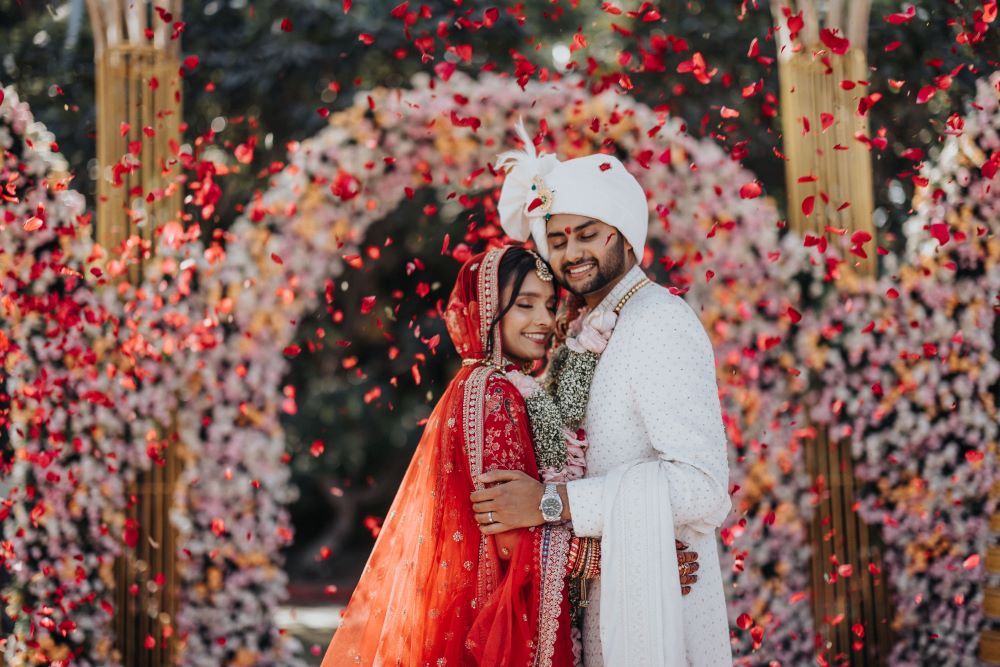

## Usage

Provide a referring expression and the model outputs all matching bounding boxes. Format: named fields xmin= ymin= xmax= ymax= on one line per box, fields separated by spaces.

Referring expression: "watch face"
xmin=541 ymin=496 xmax=562 ymax=516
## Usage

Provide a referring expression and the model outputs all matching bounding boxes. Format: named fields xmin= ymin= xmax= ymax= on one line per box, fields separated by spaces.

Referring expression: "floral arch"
xmin=2 ymin=69 xmax=997 ymax=666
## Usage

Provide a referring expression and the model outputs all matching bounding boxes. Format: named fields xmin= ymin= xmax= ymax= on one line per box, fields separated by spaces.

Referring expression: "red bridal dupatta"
xmin=321 ymin=246 xmax=574 ymax=667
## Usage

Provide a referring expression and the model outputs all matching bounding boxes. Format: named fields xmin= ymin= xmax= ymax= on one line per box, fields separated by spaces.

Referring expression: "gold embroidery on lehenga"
xmin=534 ymin=526 xmax=572 ymax=667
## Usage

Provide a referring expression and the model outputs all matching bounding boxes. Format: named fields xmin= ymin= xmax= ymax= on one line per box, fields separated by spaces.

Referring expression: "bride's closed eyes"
xmin=499 ymin=271 xmax=557 ymax=363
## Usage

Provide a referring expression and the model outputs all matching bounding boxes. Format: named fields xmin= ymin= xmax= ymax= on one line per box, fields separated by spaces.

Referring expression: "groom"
xmin=473 ymin=133 xmax=733 ymax=666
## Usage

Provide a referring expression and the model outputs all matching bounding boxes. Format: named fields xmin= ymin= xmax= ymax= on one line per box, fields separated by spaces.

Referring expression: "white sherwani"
xmin=565 ymin=266 xmax=733 ymax=666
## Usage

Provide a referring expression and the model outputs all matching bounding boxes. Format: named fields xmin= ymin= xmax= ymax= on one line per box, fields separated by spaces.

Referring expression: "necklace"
xmin=613 ymin=277 xmax=651 ymax=315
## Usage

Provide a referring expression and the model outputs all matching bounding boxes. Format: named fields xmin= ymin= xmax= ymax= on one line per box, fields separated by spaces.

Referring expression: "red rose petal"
xmin=819 ymin=28 xmax=850 ymax=55
xmin=739 ymin=181 xmax=762 ymax=199
xmin=801 ymin=195 xmax=815 ymax=216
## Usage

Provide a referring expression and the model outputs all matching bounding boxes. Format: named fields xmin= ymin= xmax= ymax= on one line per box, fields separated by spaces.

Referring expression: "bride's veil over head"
xmin=321 ymin=246 xmax=514 ymax=665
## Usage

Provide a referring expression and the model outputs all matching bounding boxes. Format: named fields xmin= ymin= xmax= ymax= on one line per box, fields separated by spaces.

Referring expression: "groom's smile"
xmin=546 ymin=214 xmax=635 ymax=306
xmin=564 ymin=260 xmax=596 ymax=282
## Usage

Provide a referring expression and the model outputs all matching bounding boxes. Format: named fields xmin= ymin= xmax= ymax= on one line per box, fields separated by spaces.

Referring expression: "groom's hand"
xmin=471 ymin=469 xmax=545 ymax=534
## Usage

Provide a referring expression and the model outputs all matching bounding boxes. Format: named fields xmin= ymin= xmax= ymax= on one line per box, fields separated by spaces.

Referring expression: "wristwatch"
xmin=539 ymin=483 xmax=564 ymax=523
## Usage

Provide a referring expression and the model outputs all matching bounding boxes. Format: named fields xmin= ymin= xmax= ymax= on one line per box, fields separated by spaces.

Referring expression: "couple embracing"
xmin=321 ymin=123 xmax=732 ymax=666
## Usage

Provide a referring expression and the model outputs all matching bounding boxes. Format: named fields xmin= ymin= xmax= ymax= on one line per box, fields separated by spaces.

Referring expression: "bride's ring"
xmin=488 ymin=511 xmax=495 ymax=524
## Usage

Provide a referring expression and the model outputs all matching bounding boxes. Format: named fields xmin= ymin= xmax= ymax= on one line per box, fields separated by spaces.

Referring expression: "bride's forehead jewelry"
xmin=526 ymin=249 xmax=553 ymax=282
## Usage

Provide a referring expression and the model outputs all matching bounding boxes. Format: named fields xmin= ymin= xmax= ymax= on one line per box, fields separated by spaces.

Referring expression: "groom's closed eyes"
xmin=547 ymin=219 xmax=599 ymax=251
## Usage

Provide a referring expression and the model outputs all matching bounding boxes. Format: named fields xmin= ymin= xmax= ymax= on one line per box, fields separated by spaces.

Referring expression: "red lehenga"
xmin=321 ymin=246 xmax=575 ymax=667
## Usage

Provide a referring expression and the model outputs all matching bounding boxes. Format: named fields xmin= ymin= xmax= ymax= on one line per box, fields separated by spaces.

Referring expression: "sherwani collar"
xmin=592 ymin=264 xmax=647 ymax=314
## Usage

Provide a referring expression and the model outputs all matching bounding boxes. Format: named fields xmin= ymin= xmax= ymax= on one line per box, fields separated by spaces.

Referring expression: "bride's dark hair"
xmin=484 ymin=246 xmax=555 ymax=359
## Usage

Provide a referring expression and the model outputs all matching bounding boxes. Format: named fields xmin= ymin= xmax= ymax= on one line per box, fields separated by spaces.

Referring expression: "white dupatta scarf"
xmin=599 ymin=461 xmax=685 ymax=665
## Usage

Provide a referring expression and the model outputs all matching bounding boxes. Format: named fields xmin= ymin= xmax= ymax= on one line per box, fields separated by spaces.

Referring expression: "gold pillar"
xmin=772 ymin=0 xmax=892 ymax=663
xmin=87 ymin=2 xmax=184 ymax=664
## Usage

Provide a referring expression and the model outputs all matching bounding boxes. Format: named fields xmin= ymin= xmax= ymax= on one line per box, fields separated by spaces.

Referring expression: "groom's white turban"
xmin=495 ymin=119 xmax=649 ymax=261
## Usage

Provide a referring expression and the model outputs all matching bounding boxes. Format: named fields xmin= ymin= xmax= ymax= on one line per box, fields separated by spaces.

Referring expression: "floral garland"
xmin=506 ymin=307 xmax=615 ymax=476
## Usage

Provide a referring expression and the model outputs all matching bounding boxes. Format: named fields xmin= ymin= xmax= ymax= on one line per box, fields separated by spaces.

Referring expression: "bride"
xmin=321 ymin=245 xmax=579 ymax=666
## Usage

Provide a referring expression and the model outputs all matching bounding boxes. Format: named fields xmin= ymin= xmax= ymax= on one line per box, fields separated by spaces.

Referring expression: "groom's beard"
xmin=560 ymin=234 xmax=627 ymax=297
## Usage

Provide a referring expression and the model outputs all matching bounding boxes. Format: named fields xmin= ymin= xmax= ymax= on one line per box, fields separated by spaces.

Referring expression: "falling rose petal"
xmin=310 ymin=440 xmax=325 ymax=457
xmin=449 ymin=110 xmax=481 ymax=131
xmin=737 ymin=613 xmax=753 ymax=630
xmin=280 ymin=18 xmax=293 ymax=32
xmin=359 ymin=33 xmax=375 ymax=45
xmin=144 ymin=635 xmax=156 ymax=650
xmin=965 ymin=450 xmax=985 ymax=464
xmin=929 ymin=223 xmax=950 ymax=246
xmin=23 ymin=216 xmax=43 ymax=231
xmin=852 ymin=623 xmax=865 ymax=638
xmin=123 ymin=518 xmax=140 ymax=548
xmin=676 ymin=52 xmax=716 ymax=84
xmin=886 ymin=288 xmax=900 ymax=299
xmin=360 ymin=295 xmax=377 ymax=314
xmin=901 ymin=147 xmax=924 ymax=161
xmin=821 ymin=112 xmax=835 ymax=130
xmin=819 ymin=28 xmax=850 ymax=55
xmin=885 ymin=6 xmax=916 ymax=23
xmin=963 ymin=554 xmax=981 ymax=569
xmin=786 ymin=306 xmax=802 ymax=323
xmin=270 ymin=252 xmax=283 ymax=264
xmin=720 ymin=106 xmax=740 ymax=119
xmin=982 ymin=152 xmax=999 ymax=179
xmin=784 ymin=8 xmax=804 ymax=39
xmin=739 ymin=181 xmax=762 ymax=199
xmin=801 ymin=195 xmax=815 ymax=216
xmin=0 ymin=90 xmax=4 ymax=107
xmin=917 ymin=85 xmax=937 ymax=104
xmin=434 ymin=61 xmax=457 ymax=81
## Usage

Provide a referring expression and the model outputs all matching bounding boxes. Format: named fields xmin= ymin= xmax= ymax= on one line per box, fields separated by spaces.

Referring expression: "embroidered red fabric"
xmin=321 ymin=247 xmax=573 ymax=666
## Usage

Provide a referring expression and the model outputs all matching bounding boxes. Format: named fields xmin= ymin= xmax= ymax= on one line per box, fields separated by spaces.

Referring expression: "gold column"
xmin=772 ymin=0 xmax=892 ymax=663
xmin=87 ymin=2 xmax=184 ymax=665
